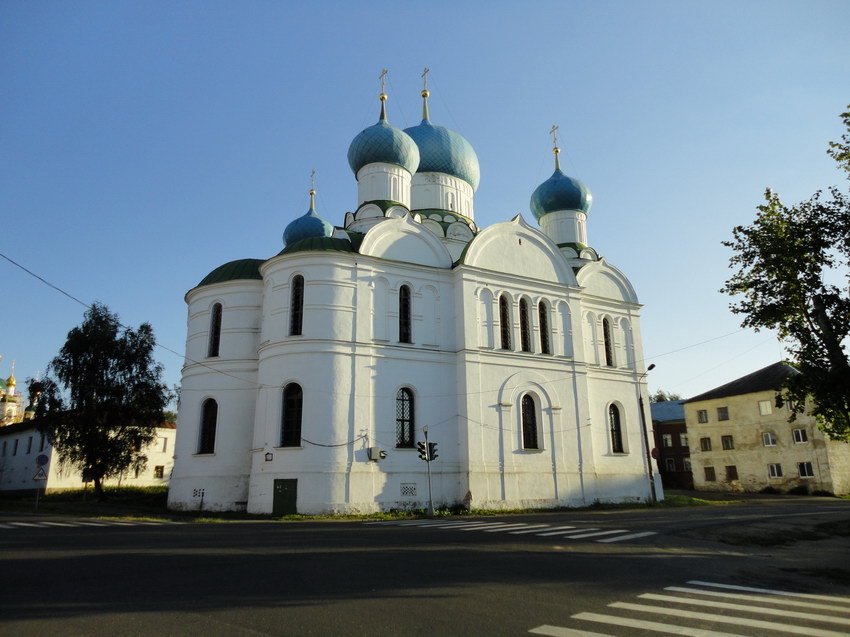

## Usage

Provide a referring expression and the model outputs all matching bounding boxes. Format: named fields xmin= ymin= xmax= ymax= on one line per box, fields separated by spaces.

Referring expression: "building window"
xmin=207 ymin=303 xmax=222 ymax=357
xmin=154 ymin=466 xmax=164 ymax=479
xmin=721 ymin=435 xmax=734 ymax=450
xmin=683 ymin=457 xmax=692 ymax=472
xmin=499 ymin=295 xmax=512 ymax=350
xmin=609 ymin=404 xmax=624 ymax=453
xmin=13 ymin=440 xmax=18 ymax=456
xmin=290 ymin=275 xmax=304 ymax=336
xmin=399 ymin=284 xmax=412 ymax=343
xmin=704 ymin=466 xmax=716 ymax=482
xmin=700 ymin=437 xmax=711 ymax=452
xmin=680 ymin=433 xmax=689 ymax=447
xmin=717 ymin=406 xmax=729 ymax=421
xmin=664 ymin=457 xmax=676 ymax=472
xmin=26 ymin=436 xmax=33 ymax=454
xmin=39 ymin=434 xmax=45 ymax=452
xmin=395 ymin=388 xmax=414 ymax=448
xmin=758 ymin=400 xmax=772 ymax=415
xmin=768 ymin=463 xmax=783 ymax=478
xmin=198 ymin=399 xmax=217 ymax=454
xmin=662 ymin=433 xmax=673 ymax=447
xmin=161 ymin=437 xmax=168 ymax=453
xmin=725 ymin=465 xmax=738 ymax=481
xmin=519 ymin=299 xmax=532 ymax=352
xmin=281 ymin=383 xmax=303 ymax=447
xmin=798 ymin=462 xmax=814 ymax=478
xmin=521 ymin=394 xmax=539 ymax=450
xmin=793 ymin=428 xmax=808 ymax=444
xmin=697 ymin=409 xmax=708 ymax=423
xmin=538 ymin=302 xmax=550 ymax=354
xmin=762 ymin=432 xmax=777 ymax=446
xmin=602 ymin=318 xmax=614 ymax=366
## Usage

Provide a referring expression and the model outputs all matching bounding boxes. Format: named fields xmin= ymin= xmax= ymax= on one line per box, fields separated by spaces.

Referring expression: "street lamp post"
xmin=637 ymin=363 xmax=658 ymax=503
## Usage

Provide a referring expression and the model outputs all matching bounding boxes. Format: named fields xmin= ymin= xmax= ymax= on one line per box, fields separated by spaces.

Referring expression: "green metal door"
xmin=273 ymin=479 xmax=297 ymax=516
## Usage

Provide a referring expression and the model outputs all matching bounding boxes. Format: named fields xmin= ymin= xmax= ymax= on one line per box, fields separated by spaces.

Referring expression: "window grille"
xmin=602 ymin=318 xmax=614 ymax=366
xmin=290 ymin=275 xmax=304 ymax=336
xmin=395 ymin=388 xmax=414 ymax=448
xmin=609 ymin=404 xmax=624 ymax=453
xmin=499 ymin=295 xmax=511 ymax=350
xmin=281 ymin=383 xmax=303 ymax=447
xmin=198 ymin=399 xmax=217 ymax=454
xmin=538 ymin=302 xmax=550 ymax=354
xmin=399 ymin=285 xmax=412 ymax=343
xmin=521 ymin=394 xmax=539 ymax=449
xmin=519 ymin=299 xmax=532 ymax=352
xmin=208 ymin=303 xmax=222 ymax=357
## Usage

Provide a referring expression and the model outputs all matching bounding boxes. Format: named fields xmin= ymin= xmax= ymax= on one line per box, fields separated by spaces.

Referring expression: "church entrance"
xmin=273 ymin=479 xmax=297 ymax=516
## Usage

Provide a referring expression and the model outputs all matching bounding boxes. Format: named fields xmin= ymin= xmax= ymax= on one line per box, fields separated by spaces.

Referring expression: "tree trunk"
xmin=93 ymin=476 xmax=105 ymax=501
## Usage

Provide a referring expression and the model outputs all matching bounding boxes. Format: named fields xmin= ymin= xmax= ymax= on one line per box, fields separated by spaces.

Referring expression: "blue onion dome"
xmin=404 ymin=89 xmax=481 ymax=191
xmin=347 ymin=93 xmax=420 ymax=176
xmin=530 ymin=146 xmax=592 ymax=221
xmin=283 ymin=189 xmax=334 ymax=246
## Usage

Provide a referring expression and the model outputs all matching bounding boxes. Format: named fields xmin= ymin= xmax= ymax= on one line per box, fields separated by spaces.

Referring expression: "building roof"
xmin=685 ymin=361 xmax=798 ymax=403
xmin=650 ymin=400 xmax=685 ymax=422
xmin=198 ymin=258 xmax=265 ymax=287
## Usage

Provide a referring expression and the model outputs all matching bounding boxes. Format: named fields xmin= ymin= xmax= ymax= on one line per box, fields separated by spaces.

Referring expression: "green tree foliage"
xmin=722 ymin=106 xmax=850 ymax=440
xmin=30 ymin=303 xmax=170 ymax=498
xmin=650 ymin=389 xmax=682 ymax=403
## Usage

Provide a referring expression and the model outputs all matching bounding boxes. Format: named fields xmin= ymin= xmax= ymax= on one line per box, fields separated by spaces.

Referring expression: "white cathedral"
xmin=168 ymin=78 xmax=662 ymax=514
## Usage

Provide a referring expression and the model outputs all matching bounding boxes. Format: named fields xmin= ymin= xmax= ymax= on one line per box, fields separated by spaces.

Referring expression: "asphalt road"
xmin=1 ymin=498 xmax=849 ymax=636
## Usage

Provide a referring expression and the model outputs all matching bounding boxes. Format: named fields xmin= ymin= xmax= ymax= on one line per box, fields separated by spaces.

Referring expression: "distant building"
xmin=0 ymin=419 xmax=176 ymax=494
xmin=651 ymin=400 xmax=692 ymax=489
xmin=684 ymin=362 xmax=850 ymax=495
xmin=1 ymin=370 xmax=34 ymax=426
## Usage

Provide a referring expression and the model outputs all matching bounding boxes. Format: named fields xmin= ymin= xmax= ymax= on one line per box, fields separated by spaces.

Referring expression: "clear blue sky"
xmin=2 ymin=0 xmax=848 ymax=402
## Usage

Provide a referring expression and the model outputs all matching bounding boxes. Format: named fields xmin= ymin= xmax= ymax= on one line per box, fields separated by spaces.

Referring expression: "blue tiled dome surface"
xmin=404 ymin=120 xmax=480 ymax=190
xmin=347 ymin=120 xmax=420 ymax=175
xmin=530 ymin=169 xmax=592 ymax=220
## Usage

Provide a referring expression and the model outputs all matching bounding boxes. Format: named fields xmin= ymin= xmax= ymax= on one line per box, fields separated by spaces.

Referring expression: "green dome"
xmin=198 ymin=259 xmax=264 ymax=287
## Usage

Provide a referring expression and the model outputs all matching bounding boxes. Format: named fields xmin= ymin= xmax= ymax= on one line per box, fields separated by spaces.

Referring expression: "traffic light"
xmin=417 ymin=441 xmax=428 ymax=461
xmin=427 ymin=442 xmax=438 ymax=461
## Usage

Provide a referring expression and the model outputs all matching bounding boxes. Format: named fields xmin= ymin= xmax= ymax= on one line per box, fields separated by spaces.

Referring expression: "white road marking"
xmin=560 ymin=529 xmax=627 ymax=539
xmin=9 ymin=522 xmax=43 ymax=527
xmin=529 ymin=624 xmax=614 ymax=636
xmin=40 ymin=521 xmax=77 ymax=527
xmin=638 ymin=593 xmax=850 ymax=626
xmin=482 ymin=524 xmax=539 ymax=532
xmin=610 ymin=601 xmax=849 ymax=637
xmin=572 ymin=611 xmax=747 ymax=637
xmin=533 ymin=526 xmax=582 ymax=536
xmin=505 ymin=525 xmax=551 ymax=534
xmin=665 ymin=586 xmax=850 ymax=613
xmin=597 ymin=531 xmax=657 ymax=543
xmin=687 ymin=580 xmax=850 ymax=603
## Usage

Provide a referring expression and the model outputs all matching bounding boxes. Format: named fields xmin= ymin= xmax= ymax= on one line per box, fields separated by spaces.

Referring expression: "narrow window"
xmin=717 ymin=406 xmax=729 ymax=421
xmin=499 ymin=295 xmax=512 ymax=350
xmin=768 ymin=463 xmax=782 ymax=478
xmin=609 ymin=404 xmax=624 ymax=453
xmin=162 ymin=437 xmax=168 ymax=453
xmin=399 ymin=285 xmax=412 ymax=343
xmin=700 ymin=437 xmax=712 ymax=451
xmin=680 ymin=433 xmax=689 ymax=447
xmin=154 ymin=466 xmax=165 ymax=479
xmin=798 ymin=461 xmax=814 ymax=478
xmin=665 ymin=457 xmax=676 ymax=472
xmin=289 ymin=275 xmax=304 ymax=336
xmin=281 ymin=383 xmax=303 ymax=447
xmin=704 ymin=466 xmax=716 ymax=482
xmin=39 ymin=433 xmax=45 ymax=452
xmin=725 ymin=465 xmax=738 ymax=481
xmin=602 ymin=318 xmax=614 ymax=366
xmin=521 ymin=394 xmax=539 ymax=450
xmin=697 ymin=409 xmax=708 ymax=423
xmin=198 ymin=399 xmax=218 ymax=454
xmin=13 ymin=440 xmax=18 ymax=456
xmin=683 ymin=457 xmax=692 ymax=472
xmin=762 ymin=432 xmax=777 ymax=446
xmin=721 ymin=435 xmax=734 ymax=450
xmin=395 ymin=388 xmax=414 ymax=448
xmin=26 ymin=436 xmax=33 ymax=454
xmin=538 ymin=302 xmax=550 ymax=354
xmin=793 ymin=428 xmax=808 ymax=444
xmin=207 ymin=303 xmax=222 ymax=357
xmin=662 ymin=433 xmax=673 ymax=447
xmin=519 ymin=299 xmax=532 ymax=352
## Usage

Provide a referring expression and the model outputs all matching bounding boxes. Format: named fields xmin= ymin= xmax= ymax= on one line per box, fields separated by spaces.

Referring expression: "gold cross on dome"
xmin=549 ymin=124 xmax=559 ymax=149
xmin=310 ymin=169 xmax=316 ymax=190
xmin=422 ymin=67 xmax=430 ymax=90
xmin=379 ymin=68 xmax=388 ymax=93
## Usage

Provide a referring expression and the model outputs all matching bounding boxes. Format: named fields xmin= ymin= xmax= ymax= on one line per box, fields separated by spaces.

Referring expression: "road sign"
xmin=36 ymin=454 xmax=49 ymax=466
xmin=33 ymin=468 xmax=47 ymax=481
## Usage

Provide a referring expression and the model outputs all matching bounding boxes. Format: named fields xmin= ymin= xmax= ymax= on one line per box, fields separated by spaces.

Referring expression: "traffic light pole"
xmin=423 ymin=426 xmax=435 ymax=518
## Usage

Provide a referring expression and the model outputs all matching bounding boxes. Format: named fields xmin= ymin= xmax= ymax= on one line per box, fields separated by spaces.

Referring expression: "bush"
xmin=812 ymin=489 xmax=835 ymax=497
xmin=759 ymin=486 xmax=780 ymax=494
xmin=787 ymin=485 xmax=809 ymax=495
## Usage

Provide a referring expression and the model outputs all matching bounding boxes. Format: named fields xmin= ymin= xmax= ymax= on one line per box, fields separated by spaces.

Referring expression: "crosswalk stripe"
xmin=433 ymin=522 xmax=503 ymax=529
xmin=609 ymin=601 xmax=849 ymax=637
xmin=482 ymin=524 xmax=538 ymax=532
xmin=458 ymin=523 xmax=520 ymax=531
xmin=560 ymin=529 xmax=626 ymax=539
xmin=40 ymin=521 xmax=77 ymax=527
xmin=529 ymin=624 xmax=614 ymax=636
xmin=572 ymin=611 xmax=746 ymax=637
xmin=73 ymin=521 xmax=109 ymax=526
xmin=533 ymin=526 xmax=580 ymax=536
xmin=687 ymin=580 xmax=849 ymax=603
xmin=638 ymin=593 xmax=850 ymax=626
xmin=597 ymin=530 xmax=656 ymax=542
xmin=9 ymin=522 xmax=43 ymax=527
xmin=505 ymin=525 xmax=551 ymax=534
xmin=664 ymin=586 xmax=850 ymax=614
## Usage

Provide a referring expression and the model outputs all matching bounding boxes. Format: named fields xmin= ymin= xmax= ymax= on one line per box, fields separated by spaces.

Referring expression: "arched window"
xmin=395 ymin=388 xmax=414 ymax=448
xmin=198 ymin=399 xmax=217 ymax=454
xmin=289 ymin=275 xmax=304 ymax=336
xmin=519 ymin=299 xmax=532 ymax=352
xmin=281 ymin=383 xmax=303 ymax=447
xmin=499 ymin=295 xmax=512 ymax=350
xmin=609 ymin=404 xmax=624 ymax=453
xmin=603 ymin=318 xmax=615 ymax=367
xmin=521 ymin=394 xmax=539 ymax=449
xmin=538 ymin=302 xmax=550 ymax=355
xmin=207 ymin=303 xmax=222 ymax=357
xmin=399 ymin=285 xmax=412 ymax=343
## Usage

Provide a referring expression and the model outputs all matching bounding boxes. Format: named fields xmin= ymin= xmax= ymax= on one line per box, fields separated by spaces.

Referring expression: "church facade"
xmin=168 ymin=82 xmax=661 ymax=514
